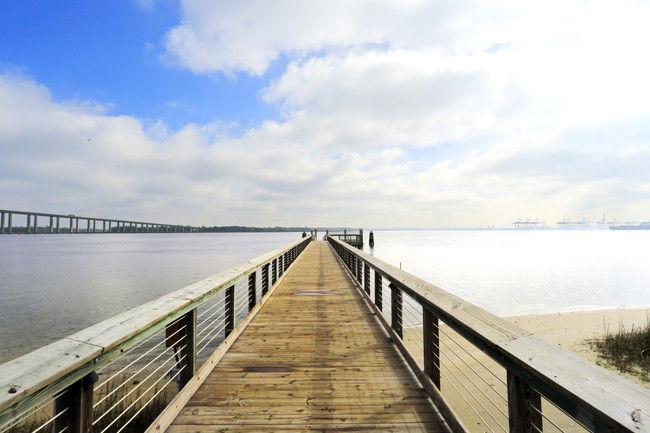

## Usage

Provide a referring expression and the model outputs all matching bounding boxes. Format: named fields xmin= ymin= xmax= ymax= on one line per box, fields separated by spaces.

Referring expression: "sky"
xmin=1 ymin=0 xmax=650 ymax=228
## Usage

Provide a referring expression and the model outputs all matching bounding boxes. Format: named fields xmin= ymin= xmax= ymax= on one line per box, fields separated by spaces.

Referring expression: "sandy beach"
xmin=505 ymin=307 xmax=650 ymax=373
xmin=402 ymin=307 xmax=650 ymax=432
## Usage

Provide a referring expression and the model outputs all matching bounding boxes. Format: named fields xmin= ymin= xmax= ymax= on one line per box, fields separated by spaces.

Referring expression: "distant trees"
xmin=196 ymin=226 xmax=310 ymax=233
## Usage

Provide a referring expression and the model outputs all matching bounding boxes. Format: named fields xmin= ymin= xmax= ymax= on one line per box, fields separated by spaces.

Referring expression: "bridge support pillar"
xmin=1 ymin=211 xmax=4 ymax=234
xmin=26 ymin=214 xmax=31 ymax=234
xmin=56 ymin=216 xmax=60 ymax=233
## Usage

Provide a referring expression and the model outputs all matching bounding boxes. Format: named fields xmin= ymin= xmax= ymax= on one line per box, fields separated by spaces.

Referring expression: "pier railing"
xmin=326 ymin=229 xmax=363 ymax=248
xmin=0 ymin=236 xmax=312 ymax=433
xmin=328 ymin=236 xmax=650 ymax=432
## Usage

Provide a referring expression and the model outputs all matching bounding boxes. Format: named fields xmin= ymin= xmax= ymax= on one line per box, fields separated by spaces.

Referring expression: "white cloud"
xmin=4 ymin=1 xmax=650 ymax=227
xmin=163 ymin=0 xmax=531 ymax=76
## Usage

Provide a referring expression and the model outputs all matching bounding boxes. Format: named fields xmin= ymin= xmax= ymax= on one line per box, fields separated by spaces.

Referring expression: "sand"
xmin=401 ymin=307 xmax=650 ymax=432
xmin=505 ymin=307 xmax=650 ymax=371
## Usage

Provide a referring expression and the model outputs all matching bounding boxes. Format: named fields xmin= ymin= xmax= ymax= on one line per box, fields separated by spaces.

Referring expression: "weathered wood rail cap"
xmin=0 ymin=237 xmax=309 ymax=417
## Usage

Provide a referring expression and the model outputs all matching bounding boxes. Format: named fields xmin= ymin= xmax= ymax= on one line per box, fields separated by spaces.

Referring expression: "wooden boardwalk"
xmin=165 ymin=241 xmax=450 ymax=432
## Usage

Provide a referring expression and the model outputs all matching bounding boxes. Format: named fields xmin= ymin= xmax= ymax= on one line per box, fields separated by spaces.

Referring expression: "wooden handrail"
xmin=328 ymin=235 xmax=650 ymax=432
xmin=0 ymin=236 xmax=312 ymax=430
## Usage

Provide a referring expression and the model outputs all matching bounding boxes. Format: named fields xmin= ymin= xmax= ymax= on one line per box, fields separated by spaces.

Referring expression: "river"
xmin=1 ymin=230 xmax=649 ymax=363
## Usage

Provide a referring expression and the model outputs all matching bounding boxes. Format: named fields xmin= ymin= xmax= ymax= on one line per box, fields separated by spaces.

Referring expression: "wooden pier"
xmin=3 ymin=234 xmax=650 ymax=433
xmin=157 ymin=241 xmax=449 ymax=432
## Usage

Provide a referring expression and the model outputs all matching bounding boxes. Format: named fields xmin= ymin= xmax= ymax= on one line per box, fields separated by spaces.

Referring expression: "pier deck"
xmin=164 ymin=241 xmax=450 ymax=432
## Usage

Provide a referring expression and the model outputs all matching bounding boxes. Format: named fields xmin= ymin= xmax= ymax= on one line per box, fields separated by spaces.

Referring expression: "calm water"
xmin=0 ymin=232 xmax=299 ymax=363
xmin=365 ymin=230 xmax=650 ymax=316
xmin=1 ymin=230 xmax=650 ymax=363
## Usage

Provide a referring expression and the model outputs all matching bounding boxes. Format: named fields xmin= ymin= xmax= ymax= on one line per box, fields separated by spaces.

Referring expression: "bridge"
xmin=0 ymin=209 xmax=196 ymax=234
xmin=1 ymin=236 xmax=649 ymax=432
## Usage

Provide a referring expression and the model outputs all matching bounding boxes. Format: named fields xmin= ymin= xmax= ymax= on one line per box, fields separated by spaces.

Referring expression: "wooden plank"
xmin=329 ymin=236 xmax=529 ymax=351
xmin=500 ymin=334 xmax=650 ymax=431
xmin=172 ymin=413 xmax=446 ymax=425
xmin=0 ymin=237 xmax=311 ymax=416
xmin=144 ymin=247 xmax=301 ymax=433
xmin=176 ymin=403 xmax=439 ymax=418
xmin=164 ymin=242 xmax=451 ymax=433
xmin=166 ymin=421 xmax=444 ymax=433
xmin=0 ymin=340 xmax=100 ymax=420
xmin=331 ymin=246 xmax=468 ymax=433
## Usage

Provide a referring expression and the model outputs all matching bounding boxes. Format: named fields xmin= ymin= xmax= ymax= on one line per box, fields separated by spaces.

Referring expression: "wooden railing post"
xmin=52 ymin=371 xmax=98 ymax=433
xmin=356 ymin=257 xmax=362 ymax=283
xmin=248 ymin=272 xmax=256 ymax=311
xmin=507 ymin=371 xmax=542 ymax=433
xmin=390 ymin=282 xmax=403 ymax=338
xmin=225 ymin=285 xmax=235 ymax=337
xmin=363 ymin=263 xmax=370 ymax=295
xmin=272 ymin=259 xmax=277 ymax=285
xmin=178 ymin=310 xmax=196 ymax=389
xmin=165 ymin=309 xmax=197 ymax=390
xmin=375 ymin=273 xmax=383 ymax=311
xmin=262 ymin=263 xmax=270 ymax=295
xmin=423 ymin=308 xmax=441 ymax=389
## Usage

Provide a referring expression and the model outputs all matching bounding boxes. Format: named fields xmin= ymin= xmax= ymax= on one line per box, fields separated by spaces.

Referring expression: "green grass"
xmin=589 ymin=319 xmax=650 ymax=381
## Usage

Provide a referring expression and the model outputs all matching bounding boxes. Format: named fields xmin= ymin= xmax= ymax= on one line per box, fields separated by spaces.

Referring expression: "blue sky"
xmin=1 ymin=1 xmax=281 ymax=130
xmin=1 ymin=1 xmax=650 ymax=227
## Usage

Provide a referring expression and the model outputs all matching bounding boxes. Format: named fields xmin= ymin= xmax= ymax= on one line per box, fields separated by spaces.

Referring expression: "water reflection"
xmin=0 ymin=232 xmax=299 ymax=363
xmin=365 ymin=230 xmax=650 ymax=316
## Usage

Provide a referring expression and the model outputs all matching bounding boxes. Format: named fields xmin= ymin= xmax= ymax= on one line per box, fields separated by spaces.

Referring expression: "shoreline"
xmin=401 ymin=306 xmax=650 ymax=431
xmin=503 ymin=306 xmax=650 ymax=382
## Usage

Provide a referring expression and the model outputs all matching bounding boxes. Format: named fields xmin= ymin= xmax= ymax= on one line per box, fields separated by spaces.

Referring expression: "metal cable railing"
xmin=0 ymin=236 xmax=312 ymax=433
xmin=327 ymin=235 xmax=650 ymax=433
